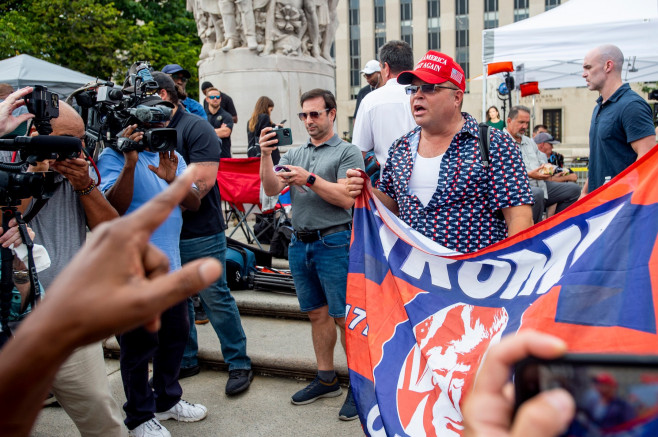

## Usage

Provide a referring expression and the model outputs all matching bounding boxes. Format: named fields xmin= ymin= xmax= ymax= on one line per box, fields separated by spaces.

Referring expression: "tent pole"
xmin=482 ymin=64 xmax=488 ymax=122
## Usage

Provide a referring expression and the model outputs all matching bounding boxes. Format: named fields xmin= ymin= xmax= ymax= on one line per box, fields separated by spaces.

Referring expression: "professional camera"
xmin=71 ymin=61 xmax=177 ymax=158
xmin=23 ymin=85 xmax=59 ymax=135
xmin=0 ymin=135 xmax=81 ymax=205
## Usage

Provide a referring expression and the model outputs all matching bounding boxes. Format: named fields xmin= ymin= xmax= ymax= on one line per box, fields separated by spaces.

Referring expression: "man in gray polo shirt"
xmin=259 ymin=89 xmax=364 ymax=422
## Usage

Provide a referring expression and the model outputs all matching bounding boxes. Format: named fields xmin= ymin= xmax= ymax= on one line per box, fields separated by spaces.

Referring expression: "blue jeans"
xmin=180 ymin=232 xmax=251 ymax=371
xmin=288 ymin=230 xmax=350 ymax=318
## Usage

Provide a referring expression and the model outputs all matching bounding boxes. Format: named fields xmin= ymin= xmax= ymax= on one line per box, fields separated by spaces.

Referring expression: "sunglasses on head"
xmin=297 ymin=108 xmax=330 ymax=121
xmin=208 ymin=95 xmax=221 ymax=100
xmin=405 ymin=84 xmax=459 ymax=95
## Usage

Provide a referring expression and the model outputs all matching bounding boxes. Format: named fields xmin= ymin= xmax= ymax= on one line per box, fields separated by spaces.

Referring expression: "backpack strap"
xmin=477 ymin=122 xmax=491 ymax=168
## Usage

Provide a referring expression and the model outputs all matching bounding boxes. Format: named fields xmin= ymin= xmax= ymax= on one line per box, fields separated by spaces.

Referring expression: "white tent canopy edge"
xmin=481 ymin=0 xmax=658 ymax=117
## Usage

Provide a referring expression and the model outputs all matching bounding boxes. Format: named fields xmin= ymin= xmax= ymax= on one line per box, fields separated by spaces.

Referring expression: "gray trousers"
xmin=531 ymin=181 xmax=581 ymax=223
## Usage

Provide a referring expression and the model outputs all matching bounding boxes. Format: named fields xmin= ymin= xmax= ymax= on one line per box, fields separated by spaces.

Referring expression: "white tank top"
xmin=409 ymin=153 xmax=444 ymax=207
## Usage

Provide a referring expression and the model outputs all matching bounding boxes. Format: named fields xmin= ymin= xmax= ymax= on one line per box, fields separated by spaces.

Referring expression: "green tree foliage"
xmin=1 ymin=0 xmax=202 ymax=98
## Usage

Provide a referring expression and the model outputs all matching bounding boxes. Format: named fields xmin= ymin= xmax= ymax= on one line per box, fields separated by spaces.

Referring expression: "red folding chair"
xmin=216 ymin=157 xmax=290 ymax=249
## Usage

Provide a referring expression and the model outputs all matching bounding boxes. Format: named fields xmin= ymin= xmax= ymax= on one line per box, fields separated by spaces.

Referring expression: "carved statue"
xmin=193 ymin=0 xmax=338 ymax=61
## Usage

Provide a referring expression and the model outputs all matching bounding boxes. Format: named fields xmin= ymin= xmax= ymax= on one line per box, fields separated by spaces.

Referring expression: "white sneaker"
xmin=128 ymin=418 xmax=171 ymax=437
xmin=154 ymin=399 xmax=208 ymax=423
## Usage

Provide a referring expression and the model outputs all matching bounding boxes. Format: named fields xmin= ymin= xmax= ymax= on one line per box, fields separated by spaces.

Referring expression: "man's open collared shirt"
xmin=379 ymin=113 xmax=533 ymax=253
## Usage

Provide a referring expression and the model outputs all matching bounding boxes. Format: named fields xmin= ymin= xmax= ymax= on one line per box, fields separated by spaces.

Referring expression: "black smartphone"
xmin=279 ymin=119 xmax=287 ymax=125
xmin=514 ymin=354 xmax=658 ymax=435
xmin=273 ymin=127 xmax=293 ymax=146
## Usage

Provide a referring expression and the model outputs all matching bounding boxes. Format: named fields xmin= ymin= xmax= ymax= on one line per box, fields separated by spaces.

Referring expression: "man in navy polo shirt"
xmin=582 ymin=44 xmax=655 ymax=194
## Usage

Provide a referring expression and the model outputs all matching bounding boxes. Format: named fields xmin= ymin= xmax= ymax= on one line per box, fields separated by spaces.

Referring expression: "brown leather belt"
xmin=294 ymin=223 xmax=352 ymax=243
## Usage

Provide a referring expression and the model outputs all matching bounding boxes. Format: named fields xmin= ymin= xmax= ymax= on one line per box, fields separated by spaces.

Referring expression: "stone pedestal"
xmin=199 ymin=49 xmax=336 ymax=155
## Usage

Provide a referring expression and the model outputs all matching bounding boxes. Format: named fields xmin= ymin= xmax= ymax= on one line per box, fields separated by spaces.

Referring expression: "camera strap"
xmin=15 ymin=215 xmax=40 ymax=309
xmin=22 ymin=199 xmax=48 ymax=224
xmin=0 ymin=212 xmax=41 ymax=341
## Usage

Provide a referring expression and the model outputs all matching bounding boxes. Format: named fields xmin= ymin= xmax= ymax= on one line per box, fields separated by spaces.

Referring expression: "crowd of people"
xmin=0 ymin=39 xmax=655 ymax=437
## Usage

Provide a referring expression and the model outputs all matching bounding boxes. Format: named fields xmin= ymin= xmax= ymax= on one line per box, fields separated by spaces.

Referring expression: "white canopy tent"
xmin=0 ymin=54 xmax=95 ymax=98
xmin=482 ymin=0 xmax=658 ymax=108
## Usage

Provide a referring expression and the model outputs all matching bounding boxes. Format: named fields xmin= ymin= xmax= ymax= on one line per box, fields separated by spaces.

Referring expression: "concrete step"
xmin=233 ymin=288 xmax=306 ymax=320
xmin=104 ymin=312 xmax=349 ymax=384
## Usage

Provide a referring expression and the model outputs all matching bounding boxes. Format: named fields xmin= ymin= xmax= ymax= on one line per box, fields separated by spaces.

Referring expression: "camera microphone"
xmin=0 ymin=136 xmax=82 ymax=163
xmin=131 ymin=107 xmax=154 ymax=123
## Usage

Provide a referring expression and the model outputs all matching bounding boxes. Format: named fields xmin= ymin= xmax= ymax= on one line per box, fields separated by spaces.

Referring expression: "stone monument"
xmin=188 ymin=0 xmax=339 ymax=154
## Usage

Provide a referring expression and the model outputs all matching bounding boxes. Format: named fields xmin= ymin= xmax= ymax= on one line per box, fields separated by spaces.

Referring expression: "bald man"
xmin=582 ymin=44 xmax=655 ymax=195
xmin=19 ymin=102 xmax=125 ymax=436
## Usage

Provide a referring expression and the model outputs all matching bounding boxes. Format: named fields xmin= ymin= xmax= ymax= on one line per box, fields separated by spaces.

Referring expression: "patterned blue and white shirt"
xmin=379 ymin=113 xmax=533 ymax=253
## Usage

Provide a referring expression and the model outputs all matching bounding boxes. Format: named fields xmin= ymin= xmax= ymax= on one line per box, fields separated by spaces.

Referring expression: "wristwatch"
xmin=305 ymin=173 xmax=316 ymax=187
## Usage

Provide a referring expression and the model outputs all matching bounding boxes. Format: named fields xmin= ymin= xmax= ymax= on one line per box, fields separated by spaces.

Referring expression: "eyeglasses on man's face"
xmin=208 ymin=95 xmax=221 ymax=100
xmin=297 ymin=108 xmax=330 ymax=121
xmin=405 ymin=84 xmax=459 ymax=95
xmin=171 ymin=74 xmax=188 ymax=82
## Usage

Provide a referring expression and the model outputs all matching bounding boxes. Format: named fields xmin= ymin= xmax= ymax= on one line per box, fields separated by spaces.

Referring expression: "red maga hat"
xmin=397 ymin=51 xmax=466 ymax=92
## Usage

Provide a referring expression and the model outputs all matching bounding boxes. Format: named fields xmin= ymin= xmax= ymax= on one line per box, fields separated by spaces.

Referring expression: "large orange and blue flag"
xmin=345 ymin=146 xmax=658 ymax=436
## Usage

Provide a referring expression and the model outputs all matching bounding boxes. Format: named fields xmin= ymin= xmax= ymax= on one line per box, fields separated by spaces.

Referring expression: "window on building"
xmin=545 ymin=0 xmax=560 ymax=10
xmin=349 ymin=0 xmax=361 ymax=99
xmin=428 ymin=0 xmax=440 ymax=50
xmin=456 ymin=0 xmax=469 ymax=90
xmin=400 ymin=0 xmax=413 ymax=46
xmin=514 ymin=0 xmax=529 ymax=21
xmin=374 ymin=0 xmax=386 ymax=54
xmin=484 ymin=0 xmax=498 ymax=29
xmin=543 ymin=109 xmax=562 ymax=142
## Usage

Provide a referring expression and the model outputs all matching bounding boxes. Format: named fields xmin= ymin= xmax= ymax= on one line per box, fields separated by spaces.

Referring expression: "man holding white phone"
xmin=259 ymin=89 xmax=364 ymax=421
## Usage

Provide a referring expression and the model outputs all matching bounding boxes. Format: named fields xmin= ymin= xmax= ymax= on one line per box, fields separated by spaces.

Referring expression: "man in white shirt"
xmin=352 ymin=40 xmax=417 ymax=168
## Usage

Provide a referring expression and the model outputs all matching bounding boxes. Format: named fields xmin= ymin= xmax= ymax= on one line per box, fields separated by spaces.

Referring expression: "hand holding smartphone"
xmin=273 ymin=165 xmax=306 ymax=192
xmin=514 ymin=353 xmax=658 ymax=434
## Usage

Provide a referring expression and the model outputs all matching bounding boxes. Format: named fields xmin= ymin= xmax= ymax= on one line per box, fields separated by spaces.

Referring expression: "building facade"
xmin=333 ymin=0 xmax=650 ymax=160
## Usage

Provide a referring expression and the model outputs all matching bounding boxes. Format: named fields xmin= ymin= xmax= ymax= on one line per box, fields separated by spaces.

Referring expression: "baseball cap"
xmin=152 ymin=71 xmax=177 ymax=96
xmin=593 ymin=372 xmax=617 ymax=386
xmin=139 ymin=95 xmax=175 ymax=108
xmin=397 ymin=50 xmax=466 ymax=92
xmin=361 ymin=60 xmax=381 ymax=75
xmin=533 ymin=132 xmax=559 ymax=145
xmin=161 ymin=64 xmax=191 ymax=79
xmin=201 ymin=81 xmax=214 ymax=92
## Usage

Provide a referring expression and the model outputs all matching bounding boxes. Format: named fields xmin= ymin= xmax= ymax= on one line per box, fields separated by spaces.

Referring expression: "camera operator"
xmin=150 ymin=71 xmax=255 ymax=398
xmin=96 ymin=95 xmax=205 ymax=437
xmin=0 ymin=98 xmax=125 ymax=436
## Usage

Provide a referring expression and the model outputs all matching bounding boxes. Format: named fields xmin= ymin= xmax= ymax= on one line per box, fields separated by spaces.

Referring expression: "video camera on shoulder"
xmin=70 ymin=61 xmax=178 ymax=158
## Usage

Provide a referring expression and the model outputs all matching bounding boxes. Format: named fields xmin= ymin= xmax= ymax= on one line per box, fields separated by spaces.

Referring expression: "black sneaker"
xmin=291 ymin=376 xmax=342 ymax=405
xmin=338 ymin=385 xmax=358 ymax=421
xmin=225 ymin=369 xmax=254 ymax=396
xmin=179 ymin=364 xmax=201 ymax=379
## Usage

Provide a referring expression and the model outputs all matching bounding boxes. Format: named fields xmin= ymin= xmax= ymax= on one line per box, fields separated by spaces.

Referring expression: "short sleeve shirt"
xmin=588 ymin=83 xmax=655 ymax=192
xmin=505 ymin=131 xmax=548 ymax=199
xmin=98 ymin=148 xmax=186 ymax=270
xmin=169 ymin=105 xmax=226 ymax=239
xmin=206 ymin=107 xmax=234 ymax=158
xmin=379 ymin=113 xmax=533 ymax=253
xmin=279 ymin=134 xmax=365 ymax=231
